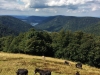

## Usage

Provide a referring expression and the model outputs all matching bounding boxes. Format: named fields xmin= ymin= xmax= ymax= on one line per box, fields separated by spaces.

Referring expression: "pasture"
xmin=0 ymin=52 xmax=100 ymax=75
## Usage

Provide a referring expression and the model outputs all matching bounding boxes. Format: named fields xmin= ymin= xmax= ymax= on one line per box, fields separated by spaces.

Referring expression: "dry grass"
xmin=0 ymin=52 xmax=100 ymax=75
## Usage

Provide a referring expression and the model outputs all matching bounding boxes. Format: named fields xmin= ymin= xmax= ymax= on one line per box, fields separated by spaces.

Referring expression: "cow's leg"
xmin=26 ymin=73 xmax=28 ymax=75
xmin=40 ymin=73 xmax=42 ymax=75
xmin=16 ymin=72 xmax=19 ymax=75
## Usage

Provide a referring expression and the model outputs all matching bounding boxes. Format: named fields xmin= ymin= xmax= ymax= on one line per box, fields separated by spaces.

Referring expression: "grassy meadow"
xmin=0 ymin=52 xmax=100 ymax=75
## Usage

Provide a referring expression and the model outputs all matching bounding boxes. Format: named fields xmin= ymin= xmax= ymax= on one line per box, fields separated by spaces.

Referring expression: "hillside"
xmin=34 ymin=16 xmax=100 ymax=35
xmin=13 ymin=15 xmax=49 ymax=26
xmin=0 ymin=52 xmax=100 ymax=75
xmin=0 ymin=16 xmax=33 ymax=35
xmin=0 ymin=23 xmax=17 ymax=37
xmin=83 ymin=22 xmax=100 ymax=35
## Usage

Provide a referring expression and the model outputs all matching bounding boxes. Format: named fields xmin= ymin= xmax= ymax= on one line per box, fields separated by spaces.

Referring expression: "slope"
xmin=34 ymin=16 xmax=100 ymax=33
xmin=0 ymin=23 xmax=17 ymax=37
xmin=0 ymin=16 xmax=33 ymax=34
xmin=83 ymin=22 xmax=100 ymax=35
xmin=0 ymin=52 xmax=100 ymax=75
xmin=26 ymin=16 xmax=48 ymax=23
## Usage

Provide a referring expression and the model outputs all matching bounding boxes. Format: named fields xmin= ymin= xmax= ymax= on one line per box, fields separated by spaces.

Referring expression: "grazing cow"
xmin=76 ymin=62 xmax=82 ymax=69
xmin=75 ymin=71 xmax=80 ymax=75
xmin=42 ymin=55 xmax=45 ymax=61
xmin=34 ymin=68 xmax=51 ymax=75
xmin=64 ymin=61 xmax=70 ymax=65
xmin=16 ymin=69 xmax=28 ymax=75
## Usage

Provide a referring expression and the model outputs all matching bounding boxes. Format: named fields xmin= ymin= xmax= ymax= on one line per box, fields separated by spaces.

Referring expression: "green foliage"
xmin=0 ymin=28 xmax=53 ymax=56
xmin=51 ymin=30 xmax=100 ymax=68
xmin=0 ymin=23 xmax=17 ymax=37
xmin=83 ymin=22 xmax=100 ymax=35
xmin=0 ymin=29 xmax=100 ymax=68
xmin=0 ymin=36 xmax=14 ymax=52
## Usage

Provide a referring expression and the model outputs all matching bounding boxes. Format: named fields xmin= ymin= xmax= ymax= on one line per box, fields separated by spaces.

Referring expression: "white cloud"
xmin=0 ymin=0 xmax=26 ymax=11
xmin=25 ymin=0 xmax=90 ymax=8
xmin=92 ymin=7 xmax=97 ymax=11
xmin=0 ymin=0 xmax=100 ymax=11
xmin=21 ymin=0 xmax=100 ymax=12
xmin=0 ymin=0 xmax=100 ymax=16
xmin=25 ymin=2 xmax=30 ymax=8
xmin=35 ymin=9 xmax=40 ymax=11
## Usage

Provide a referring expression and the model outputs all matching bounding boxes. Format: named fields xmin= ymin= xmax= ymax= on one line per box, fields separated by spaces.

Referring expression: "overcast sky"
xmin=0 ymin=0 xmax=100 ymax=17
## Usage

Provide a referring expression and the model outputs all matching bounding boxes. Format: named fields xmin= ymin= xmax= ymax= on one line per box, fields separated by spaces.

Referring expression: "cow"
xmin=75 ymin=71 xmax=80 ymax=75
xmin=76 ymin=62 xmax=82 ymax=69
xmin=34 ymin=68 xmax=51 ymax=75
xmin=42 ymin=55 xmax=45 ymax=61
xmin=16 ymin=69 xmax=28 ymax=75
xmin=64 ymin=60 xmax=70 ymax=65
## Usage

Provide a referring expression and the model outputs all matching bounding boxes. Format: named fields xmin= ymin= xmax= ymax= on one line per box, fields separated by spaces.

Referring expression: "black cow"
xmin=75 ymin=71 xmax=80 ymax=75
xmin=76 ymin=62 xmax=82 ymax=69
xmin=34 ymin=68 xmax=51 ymax=75
xmin=16 ymin=69 xmax=28 ymax=75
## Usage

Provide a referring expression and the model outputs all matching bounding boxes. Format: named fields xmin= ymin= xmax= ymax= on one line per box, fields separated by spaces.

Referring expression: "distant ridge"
xmin=7 ymin=15 xmax=100 ymax=35
xmin=0 ymin=23 xmax=17 ymax=37
xmin=0 ymin=16 xmax=34 ymax=36
xmin=34 ymin=15 xmax=100 ymax=35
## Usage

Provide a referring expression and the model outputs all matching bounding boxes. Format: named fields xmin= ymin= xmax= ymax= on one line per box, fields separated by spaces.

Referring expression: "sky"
xmin=0 ymin=0 xmax=100 ymax=17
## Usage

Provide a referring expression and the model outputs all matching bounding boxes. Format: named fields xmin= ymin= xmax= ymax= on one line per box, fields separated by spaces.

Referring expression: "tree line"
xmin=0 ymin=28 xmax=100 ymax=68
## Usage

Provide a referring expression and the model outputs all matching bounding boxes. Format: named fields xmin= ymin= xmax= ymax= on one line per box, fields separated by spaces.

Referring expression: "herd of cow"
xmin=16 ymin=61 xmax=82 ymax=75
xmin=16 ymin=68 xmax=51 ymax=75
xmin=64 ymin=61 xmax=82 ymax=69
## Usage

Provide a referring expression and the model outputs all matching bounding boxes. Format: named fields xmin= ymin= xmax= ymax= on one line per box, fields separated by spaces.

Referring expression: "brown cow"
xmin=34 ymin=68 xmax=51 ymax=75
xmin=75 ymin=71 xmax=80 ymax=75
xmin=16 ymin=69 xmax=28 ymax=75
xmin=76 ymin=62 xmax=82 ymax=69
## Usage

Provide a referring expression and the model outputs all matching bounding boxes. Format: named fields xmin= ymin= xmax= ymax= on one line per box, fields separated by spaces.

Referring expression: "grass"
xmin=0 ymin=52 xmax=100 ymax=75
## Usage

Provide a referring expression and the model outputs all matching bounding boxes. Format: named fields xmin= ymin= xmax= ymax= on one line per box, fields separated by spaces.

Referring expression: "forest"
xmin=0 ymin=28 xmax=100 ymax=68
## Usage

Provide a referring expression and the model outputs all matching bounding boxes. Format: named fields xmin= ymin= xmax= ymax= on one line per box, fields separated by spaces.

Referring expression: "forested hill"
xmin=34 ymin=16 xmax=100 ymax=35
xmin=0 ymin=23 xmax=17 ymax=37
xmin=83 ymin=22 xmax=100 ymax=35
xmin=0 ymin=16 xmax=34 ymax=36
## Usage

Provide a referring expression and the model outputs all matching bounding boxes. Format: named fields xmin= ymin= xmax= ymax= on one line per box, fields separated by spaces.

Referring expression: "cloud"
xmin=0 ymin=0 xmax=26 ymax=11
xmin=26 ymin=0 xmax=86 ymax=8
xmin=24 ymin=0 xmax=100 ymax=12
xmin=0 ymin=0 xmax=100 ymax=16
xmin=35 ymin=9 xmax=40 ymax=11
xmin=0 ymin=0 xmax=100 ymax=12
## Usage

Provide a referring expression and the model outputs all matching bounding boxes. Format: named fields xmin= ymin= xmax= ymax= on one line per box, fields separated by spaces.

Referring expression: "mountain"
xmin=83 ymin=22 xmax=100 ymax=35
xmin=2 ymin=15 xmax=100 ymax=35
xmin=12 ymin=15 xmax=28 ymax=20
xmin=13 ymin=16 xmax=49 ymax=26
xmin=25 ymin=16 xmax=48 ymax=26
xmin=0 ymin=16 xmax=34 ymax=36
xmin=34 ymin=15 xmax=100 ymax=35
xmin=0 ymin=23 xmax=17 ymax=37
